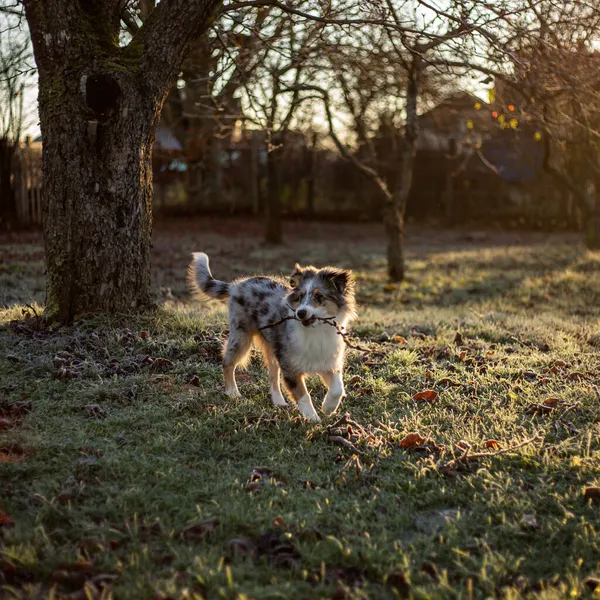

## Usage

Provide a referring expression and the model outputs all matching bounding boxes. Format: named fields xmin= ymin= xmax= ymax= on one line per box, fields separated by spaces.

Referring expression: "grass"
xmin=1 ymin=219 xmax=600 ymax=599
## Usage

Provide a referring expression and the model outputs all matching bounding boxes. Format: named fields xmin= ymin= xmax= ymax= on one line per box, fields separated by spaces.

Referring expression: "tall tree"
xmin=17 ymin=0 xmax=220 ymax=322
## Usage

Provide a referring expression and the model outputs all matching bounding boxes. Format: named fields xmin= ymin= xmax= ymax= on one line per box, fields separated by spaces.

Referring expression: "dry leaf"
xmin=0 ymin=511 xmax=14 ymax=527
xmin=583 ymin=487 xmax=600 ymax=503
xmin=543 ymin=398 xmax=560 ymax=406
xmin=227 ymin=537 xmax=257 ymax=559
xmin=393 ymin=336 xmax=407 ymax=344
xmin=484 ymin=440 xmax=501 ymax=449
xmin=399 ymin=432 xmax=425 ymax=448
xmin=412 ymin=389 xmax=439 ymax=402
xmin=272 ymin=515 xmax=285 ymax=528
xmin=453 ymin=331 xmax=463 ymax=345
xmin=436 ymin=377 xmax=459 ymax=387
xmin=584 ymin=577 xmax=600 ymax=591
xmin=181 ymin=516 xmax=219 ymax=541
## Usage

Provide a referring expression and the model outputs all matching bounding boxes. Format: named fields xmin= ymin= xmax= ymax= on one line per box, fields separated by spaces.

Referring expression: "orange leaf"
xmin=399 ymin=432 xmax=425 ymax=448
xmin=584 ymin=487 xmax=600 ymax=503
xmin=553 ymin=360 xmax=568 ymax=368
xmin=484 ymin=440 xmax=501 ymax=449
xmin=393 ymin=336 xmax=407 ymax=343
xmin=0 ymin=511 xmax=14 ymax=527
xmin=412 ymin=389 xmax=439 ymax=402
xmin=272 ymin=515 xmax=285 ymax=528
xmin=543 ymin=397 xmax=560 ymax=406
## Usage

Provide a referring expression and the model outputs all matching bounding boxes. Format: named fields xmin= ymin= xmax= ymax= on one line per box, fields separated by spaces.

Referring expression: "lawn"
xmin=1 ymin=218 xmax=600 ymax=599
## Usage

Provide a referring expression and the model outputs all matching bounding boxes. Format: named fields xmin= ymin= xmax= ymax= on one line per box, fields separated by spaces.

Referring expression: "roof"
xmin=155 ymin=125 xmax=183 ymax=152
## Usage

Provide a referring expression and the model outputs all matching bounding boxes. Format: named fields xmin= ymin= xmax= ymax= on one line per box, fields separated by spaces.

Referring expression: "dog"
xmin=189 ymin=253 xmax=357 ymax=422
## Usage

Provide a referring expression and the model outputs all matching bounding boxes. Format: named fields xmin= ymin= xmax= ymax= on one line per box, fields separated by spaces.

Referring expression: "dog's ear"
xmin=324 ymin=268 xmax=352 ymax=294
xmin=290 ymin=264 xmax=302 ymax=288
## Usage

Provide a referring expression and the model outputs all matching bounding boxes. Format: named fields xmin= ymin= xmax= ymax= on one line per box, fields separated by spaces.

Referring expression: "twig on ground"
xmin=438 ymin=435 xmax=540 ymax=471
xmin=329 ymin=435 xmax=364 ymax=455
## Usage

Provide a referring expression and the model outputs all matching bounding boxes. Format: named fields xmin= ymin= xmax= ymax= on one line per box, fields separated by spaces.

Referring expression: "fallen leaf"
xmin=553 ymin=360 xmax=568 ymax=368
xmin=543 ymin=397 xmax=560 ymax=406
xmin=484 ymin=440 xmax=501 ymax=449
xmin=421 ymin=560 xmax=439 ymax=581
xmin=412 ymin=389 xmax=439 ymax=402
xmin=386 ymin=570 xmax=410 ymax=595
xmin=227 ymin=537 xmax=257 ymax=559
xmin=57 ymin=492 xmax=74 ymax=504
xmin=525 ymin=403 xmax=554 ymax=415
xmin=152 ymin=357 xmax=174 ymax=369
xmin=0 ymin=511 xmax=14 ymax=527
xmin=392 ymin=336 xmax=407 ymax=344
xmin=453 ymin=331 xmax=463 ymax=345
xmin=568 ymin=371 xmax=586 ymax=381
xmin=584 ymin=577 xmax=600 ymax=592
xmin=181 ymin=516 xmax=219 ymax=541
xmin=583 ymin=487 xmax=600 ymax=503
xmin=522 ymin=514 xmax=539 ymax=529
xmin=272 ymin=515 xmax=285 ymax=528
xmin=399 ymin=432 xmax=425 ymax=448
xmin=436 ymin=377 xmax=460 ymax=387
xmin=139 ymin=331 xmax=149 ymax=340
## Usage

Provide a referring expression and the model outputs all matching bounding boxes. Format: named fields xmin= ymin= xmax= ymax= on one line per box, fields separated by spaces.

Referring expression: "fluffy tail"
xmin=189 ymin=252 xmax=230 ymax=300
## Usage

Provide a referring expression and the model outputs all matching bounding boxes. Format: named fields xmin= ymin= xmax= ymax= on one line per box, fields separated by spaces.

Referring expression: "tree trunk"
xmin=586 ymin=201 xmax=600 ymax=249
xmin=265 ymin=144 xmax=282 ymax=244
xmin=23 ymin=0 xmax=220 ymax=322
xmin=384 ymin=200 xmax=405 ymax=281
xmin=0 ymin=138 xmax=18 ymax=228
xmin=39 ymin=66 xmax=158 ymax=322
xmin=386 ymin=57 xmax=421 ymax=282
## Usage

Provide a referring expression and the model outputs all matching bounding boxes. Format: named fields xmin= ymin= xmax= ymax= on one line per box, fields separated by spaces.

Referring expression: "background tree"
xmin=0 ymin=13 xmax=34 ymax=227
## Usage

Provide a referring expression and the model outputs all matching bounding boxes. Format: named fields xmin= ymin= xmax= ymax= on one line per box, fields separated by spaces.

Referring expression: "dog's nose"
xmin=297 ymin=309 xmax=307 ymax=319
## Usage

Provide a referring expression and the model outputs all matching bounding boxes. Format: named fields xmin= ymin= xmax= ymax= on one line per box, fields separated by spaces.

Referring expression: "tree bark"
xmin=386 ymin=57 xmax=421 ymax=282
xmin=265 ymin=143 xmax=282 ymax=244
xmin=586 ymin=202 xmax=600 ymax=250
xmin=23 ymin=0 xmax=221 ymax=322
xmin=0 ymin=138 xmax=18 ymax=227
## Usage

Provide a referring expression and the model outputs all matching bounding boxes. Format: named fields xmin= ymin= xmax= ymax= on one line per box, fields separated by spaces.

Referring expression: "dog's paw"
xmin=297 ymin=396 xmax=321 ymax=423
xmin=322 ymin=394 xmax=344 ymax=416
xmin=271 ymin=393 xmax=289 ymax=407
xmin=225 ymin=388 xmax=243 ymax=398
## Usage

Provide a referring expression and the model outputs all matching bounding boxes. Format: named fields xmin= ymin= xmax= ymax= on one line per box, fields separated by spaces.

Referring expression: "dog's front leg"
xmin=283 ymin=373 xmax=320 ymax=422
xmin=320 ymin=371 xmax=345 ymax=416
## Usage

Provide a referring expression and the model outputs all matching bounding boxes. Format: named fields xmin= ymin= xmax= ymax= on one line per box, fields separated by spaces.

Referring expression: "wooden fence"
xmin=13 ymin=140 xmax=43 ymax=225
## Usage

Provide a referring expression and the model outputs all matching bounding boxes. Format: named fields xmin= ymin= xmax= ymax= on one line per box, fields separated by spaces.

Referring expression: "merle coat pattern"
xmin=189 ymin=253 xmax=357 ymax=422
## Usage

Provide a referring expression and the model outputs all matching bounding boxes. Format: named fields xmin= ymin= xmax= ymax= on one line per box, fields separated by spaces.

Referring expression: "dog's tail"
xmin=189 ymin=252 xmax=231 ymax=301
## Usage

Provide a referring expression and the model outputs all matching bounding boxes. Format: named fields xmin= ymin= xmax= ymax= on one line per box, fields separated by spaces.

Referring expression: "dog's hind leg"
xmin=263 ymin=349 xmax=287 ymax=407
xmin=320 ymin=371 xmax=345 ymax=416
xmin=223 ymin=330 xmax=253 ymax=397
xmin=283 ymin=373 xmax=320 ymax=422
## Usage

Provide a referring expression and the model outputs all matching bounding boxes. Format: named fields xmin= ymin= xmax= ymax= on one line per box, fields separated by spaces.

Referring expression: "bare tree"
xmin=311 ymin=0 xmax=478 ymax=281
xmin=0 ymin=13 xmax=34 ymax=227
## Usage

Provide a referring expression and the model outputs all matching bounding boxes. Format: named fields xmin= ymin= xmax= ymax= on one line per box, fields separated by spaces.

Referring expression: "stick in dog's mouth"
xmin=301 ymin=316 xmax=318 ymax=327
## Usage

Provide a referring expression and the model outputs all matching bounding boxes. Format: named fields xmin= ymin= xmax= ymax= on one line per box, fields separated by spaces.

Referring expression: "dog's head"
xmin=286 ymin=263 xmax=356 ymax=327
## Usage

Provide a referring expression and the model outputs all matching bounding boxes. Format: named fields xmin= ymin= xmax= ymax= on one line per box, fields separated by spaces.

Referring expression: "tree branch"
xmin=135 ymin=0 xmax=223 ymax=99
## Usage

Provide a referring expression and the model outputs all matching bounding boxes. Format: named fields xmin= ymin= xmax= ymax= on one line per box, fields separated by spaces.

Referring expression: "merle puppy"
xmin=189 ymin=253 xmax=357 ymax=422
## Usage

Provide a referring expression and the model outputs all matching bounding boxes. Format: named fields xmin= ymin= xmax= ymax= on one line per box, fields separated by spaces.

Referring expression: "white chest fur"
xmin=289 ymin=321 xmax=345 ymax=374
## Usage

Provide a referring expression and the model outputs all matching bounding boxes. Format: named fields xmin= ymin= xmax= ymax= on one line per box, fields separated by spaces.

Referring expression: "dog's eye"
xmin=313 ymin=290 xmax=323 ymax=302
